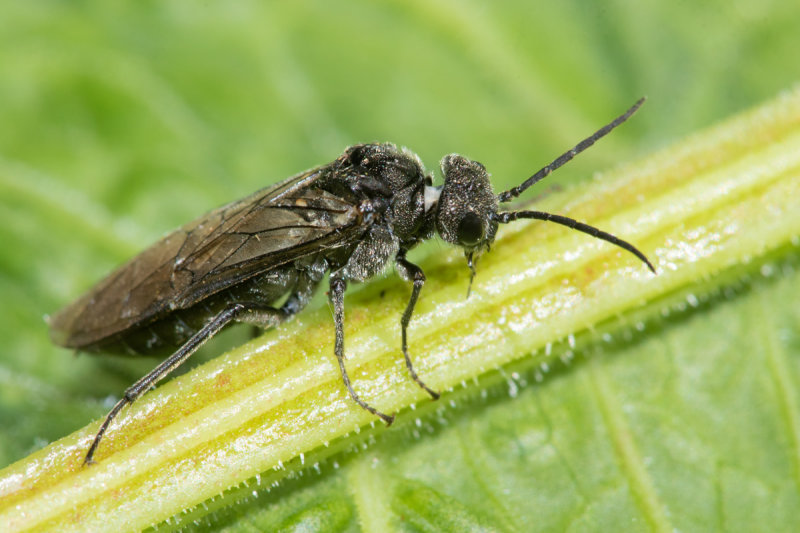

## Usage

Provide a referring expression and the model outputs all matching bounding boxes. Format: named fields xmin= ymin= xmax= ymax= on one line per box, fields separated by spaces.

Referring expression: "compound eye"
xmin=457 ymin=212 xmax=484 ymax=247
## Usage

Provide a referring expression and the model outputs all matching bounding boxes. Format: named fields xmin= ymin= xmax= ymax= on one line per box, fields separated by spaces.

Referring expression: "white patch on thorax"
xmin=424 ymin=185 xmax=442 ymax=213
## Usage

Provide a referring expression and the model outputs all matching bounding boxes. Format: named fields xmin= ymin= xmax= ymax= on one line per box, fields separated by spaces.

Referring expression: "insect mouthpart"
xmin=52 ymin=99 xmax=654 ymax=466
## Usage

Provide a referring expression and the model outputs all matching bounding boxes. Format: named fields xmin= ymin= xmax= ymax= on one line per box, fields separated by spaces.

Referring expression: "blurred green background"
xmin=2 ymin=1 xmax=800 ymax=531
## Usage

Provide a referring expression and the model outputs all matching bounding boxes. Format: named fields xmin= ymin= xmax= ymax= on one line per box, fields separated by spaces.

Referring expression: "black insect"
xmin=49 ymin=98 xmax=654 ymax=465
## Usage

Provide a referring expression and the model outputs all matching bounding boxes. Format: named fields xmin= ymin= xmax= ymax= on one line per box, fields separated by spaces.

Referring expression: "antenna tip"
xmin=629 ymin=97 xmax=647 ymax=113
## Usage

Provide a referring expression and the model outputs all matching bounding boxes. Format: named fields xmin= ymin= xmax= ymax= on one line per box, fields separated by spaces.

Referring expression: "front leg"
xmin=329 ymin=273 xmax=395 ymax=425
xmin=395 ymin=251 xmax=440 ymax=400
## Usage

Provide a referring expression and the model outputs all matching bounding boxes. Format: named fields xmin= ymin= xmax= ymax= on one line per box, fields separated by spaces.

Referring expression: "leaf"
xmin=1 ymin=2 xmax=800 ymax=532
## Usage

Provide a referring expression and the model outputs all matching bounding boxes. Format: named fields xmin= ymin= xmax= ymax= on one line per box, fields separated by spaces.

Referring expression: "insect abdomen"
xmin=61 ymin=263 xmax=302 ymax=357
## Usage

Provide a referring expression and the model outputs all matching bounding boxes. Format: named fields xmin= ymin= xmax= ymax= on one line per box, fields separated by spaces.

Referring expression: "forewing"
xmin=49 ymin=166 xmax=360 ymax=348
xmin=170 ymin=176 xmax=359 ymax=306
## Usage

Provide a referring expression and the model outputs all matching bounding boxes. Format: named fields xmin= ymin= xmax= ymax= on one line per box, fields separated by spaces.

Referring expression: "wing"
xmin=49 ymin=165 xmax=362 ymax=348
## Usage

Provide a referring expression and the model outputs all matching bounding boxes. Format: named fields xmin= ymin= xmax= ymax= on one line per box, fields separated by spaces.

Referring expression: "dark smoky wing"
xmin=49 ymin=166 xmax=361 ymax=348
xmin=170 ymin=183 xmax=359 ymax=307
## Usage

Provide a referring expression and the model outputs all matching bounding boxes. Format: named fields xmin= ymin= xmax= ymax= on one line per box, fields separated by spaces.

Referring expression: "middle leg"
xmin=395 ymin=250 xmax=439 ymax=399
xmin=329 ymin=273 xmax=395 ymax=425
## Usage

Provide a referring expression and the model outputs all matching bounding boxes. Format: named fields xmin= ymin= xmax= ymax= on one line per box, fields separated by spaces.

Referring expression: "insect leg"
xmin=395 ymin=252 xmax=440 ymax=399
xmin=281 ymin=267 xmax=322 ymax=316
xmin=246 ymin=270 xmax=320 ymax=338
xmin=84 ymin=301 xmax=287 ymax=465
xmin=329 ymin=274 xmax=395 ymax=425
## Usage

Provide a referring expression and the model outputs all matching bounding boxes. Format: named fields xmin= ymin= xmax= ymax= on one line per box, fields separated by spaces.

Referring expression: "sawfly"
xmin=49 ymin=98 xmax=655 ymax=464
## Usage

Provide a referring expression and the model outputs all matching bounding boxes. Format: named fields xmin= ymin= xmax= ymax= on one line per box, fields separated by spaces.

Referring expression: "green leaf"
xmin=1 ymin=2 xmax=800 ymax=532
